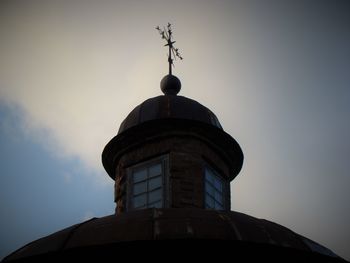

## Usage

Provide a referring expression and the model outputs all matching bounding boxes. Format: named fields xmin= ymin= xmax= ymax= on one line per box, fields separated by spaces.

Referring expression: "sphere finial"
xmin=160 ymin=74 xmax=181 ymax=95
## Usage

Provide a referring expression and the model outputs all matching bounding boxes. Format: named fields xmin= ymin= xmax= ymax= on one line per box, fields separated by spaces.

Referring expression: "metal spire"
xmin=156 ymin=23 xmax=183 ymax=75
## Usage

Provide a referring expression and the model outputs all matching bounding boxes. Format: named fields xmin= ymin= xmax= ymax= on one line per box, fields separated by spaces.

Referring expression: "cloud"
xmin=62 ymin=171 xmax=73 ymax=184
xmin=0 ymin=0 xmax=243 ymax=182
xmin=0 ymin=3 xmax=163 ymax=181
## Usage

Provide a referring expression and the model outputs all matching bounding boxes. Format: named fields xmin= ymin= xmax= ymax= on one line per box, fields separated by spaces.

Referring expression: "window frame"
xmin=204 ymin=164 xmax=227 ymax=210
xmin=126 ymin=155 xmax=169 ymax=211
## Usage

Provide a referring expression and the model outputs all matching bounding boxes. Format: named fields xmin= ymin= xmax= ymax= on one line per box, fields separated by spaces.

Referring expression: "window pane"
xmin=206 ymin=194 xmax=214 ymax=208
xmin=206 ymin=182 xmax=215 ymax=196
xmin=129 ymin=157 xmax=165 ymax=210
xmin=133 ymin=194 xmax=146 ymax=208
xmin=214 ymin=178 xmax=222 ymax=192
xmin=133 ymin=169 xmax=147 ymax=183
xmin=215 ymin=191 xmax=223 ymax=204
xmin=205 ymin=170 xmax=214 ymax=184
xmin=149 ymin=163 xmax=162 ymax=178
xmin=149 ymin=176 xmax=162 ymax=191
xmin=205 ymin=167 xmax=225 ymax=211
xmin=133 ymin=181 xmax=147 ymax=195
xmin=149 ymin=189 xmax=162 ymax=203
xmin=215 ymin=202 xmax=224 ymax=210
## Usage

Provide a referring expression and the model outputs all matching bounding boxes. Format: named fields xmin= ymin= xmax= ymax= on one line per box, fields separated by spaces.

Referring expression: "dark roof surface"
xmin=3 ymin=209 xmax=342 ymax=262
xmin=102 ymin=95 xmax=244 ymax=180
xmin=118 ymin=95 xmax=223 ymax=134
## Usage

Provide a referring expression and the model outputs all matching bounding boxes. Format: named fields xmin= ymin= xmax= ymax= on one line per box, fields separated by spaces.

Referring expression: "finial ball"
xmin=160 ymin=74 xmax=181 ymax=95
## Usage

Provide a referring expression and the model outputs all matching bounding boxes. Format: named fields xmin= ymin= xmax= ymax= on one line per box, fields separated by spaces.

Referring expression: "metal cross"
xmin=156 ymin=23 xmax=183 ymax=75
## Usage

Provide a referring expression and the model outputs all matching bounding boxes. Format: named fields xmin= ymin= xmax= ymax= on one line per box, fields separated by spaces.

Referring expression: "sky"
xmin=0 ymin=0 xmax=349 ymax=260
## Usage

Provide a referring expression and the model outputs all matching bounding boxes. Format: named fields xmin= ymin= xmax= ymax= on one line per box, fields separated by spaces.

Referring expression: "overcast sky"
xmin=0 ymin=0 xmax=349 ymax=260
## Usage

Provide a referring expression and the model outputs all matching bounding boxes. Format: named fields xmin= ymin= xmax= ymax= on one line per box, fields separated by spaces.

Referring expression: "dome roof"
xmin=118 ymin=95 xmax=222 ymax=135
xmin=3 ymin=209 xmax=341 ymax=262
xmin=102 ymin=94 xmax=243 ymax=180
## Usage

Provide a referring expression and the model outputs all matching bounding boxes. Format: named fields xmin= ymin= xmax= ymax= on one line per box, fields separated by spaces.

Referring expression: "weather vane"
xmin=156 ymin=23 xmax=183 ymax=75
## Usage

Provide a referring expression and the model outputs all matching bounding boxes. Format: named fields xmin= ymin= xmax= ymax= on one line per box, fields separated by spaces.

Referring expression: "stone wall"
xmin=114 ymin=134 xmax=232 ymax=214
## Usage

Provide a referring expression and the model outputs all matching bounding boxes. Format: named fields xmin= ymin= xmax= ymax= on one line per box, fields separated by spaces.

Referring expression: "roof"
xmin=3 ymin=208 xmax=343 ymax=262
xmin=118 ymin=95 xmax=223 ymax=134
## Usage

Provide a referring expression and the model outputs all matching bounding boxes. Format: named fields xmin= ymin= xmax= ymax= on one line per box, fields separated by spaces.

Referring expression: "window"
xmin=205 ymin=166 xmax=225 ymax=210
xmin=129 ymin=158 xmax=165 ymax=210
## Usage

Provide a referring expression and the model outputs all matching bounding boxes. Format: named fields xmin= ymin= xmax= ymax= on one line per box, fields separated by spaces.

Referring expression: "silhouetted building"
xmin=2 ymin=74 xmax=346 ymax=262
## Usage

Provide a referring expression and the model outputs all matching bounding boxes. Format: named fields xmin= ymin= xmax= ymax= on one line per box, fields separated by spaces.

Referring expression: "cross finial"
xmin=156 ymin=23 xmax=183 ymax=75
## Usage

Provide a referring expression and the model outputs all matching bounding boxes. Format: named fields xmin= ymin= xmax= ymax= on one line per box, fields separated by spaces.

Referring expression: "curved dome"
xmin=118 ymin=95 xmax=222 ymax=134
xmin=102 ymin=94 xmax=244 ymax=180
xmin=3 ymin=209 xmax=341 ymax=262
